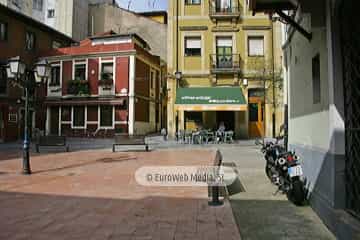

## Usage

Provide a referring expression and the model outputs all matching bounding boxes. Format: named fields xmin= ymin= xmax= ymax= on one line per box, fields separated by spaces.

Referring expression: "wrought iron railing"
xmin=209 ymin=1 xmax=241 ymax=17
xmin=210 ymin=54 xmax=241 ymax=71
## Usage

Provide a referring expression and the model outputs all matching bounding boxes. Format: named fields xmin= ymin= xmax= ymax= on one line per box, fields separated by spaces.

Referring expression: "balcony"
xmin=209 ymin=1 xmax=241 ymax=20
xmin=210 ymin=54 xmax=241 ymax=74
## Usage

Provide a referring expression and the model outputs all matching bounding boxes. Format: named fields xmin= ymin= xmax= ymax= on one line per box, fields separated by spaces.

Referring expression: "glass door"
xmin=216 ymin=37 xmax=233 ymax=68
xmin=215 ymin=0 xmax=231 ymax=12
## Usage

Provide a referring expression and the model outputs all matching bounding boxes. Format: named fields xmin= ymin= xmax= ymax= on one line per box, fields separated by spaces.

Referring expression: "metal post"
xmin=271 ymin=20 xmax=276 ymax=138
xmin=23 ymin=76 xmax=31 ymax=175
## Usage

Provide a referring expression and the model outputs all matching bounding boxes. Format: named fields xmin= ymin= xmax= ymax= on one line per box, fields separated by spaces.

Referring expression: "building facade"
xmin=167 ymin=0 xmax=284 ymax=139
xmin=1 ymin=0 xmax=114 ymax=41
xmin=0 ymin=4 xmax=74 ymax=142
xmin=89 ymin=4 xmax=168 ymax=61
xmin=41 ymin=32 xmax=163 ymax=137
xmin=249 ymin=0 xmax=360 ymax=239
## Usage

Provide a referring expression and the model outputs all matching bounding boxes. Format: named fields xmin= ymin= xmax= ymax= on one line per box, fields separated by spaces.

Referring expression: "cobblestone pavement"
xmin=0 ymin=149 xmax=240 ymax=240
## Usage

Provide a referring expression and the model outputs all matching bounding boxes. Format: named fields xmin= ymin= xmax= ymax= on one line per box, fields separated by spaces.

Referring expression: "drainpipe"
xmin=271 ymin=20 xmax=276 ymax=138
xmin=175 ymin=0 xmax=179 ymax=134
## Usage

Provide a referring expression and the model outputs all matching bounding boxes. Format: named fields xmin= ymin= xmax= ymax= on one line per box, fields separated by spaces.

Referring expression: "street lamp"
xmin=6 ymin=57 xmax=51 ymax=174
xmin=175 ymin=71 xmax=182 ymax=88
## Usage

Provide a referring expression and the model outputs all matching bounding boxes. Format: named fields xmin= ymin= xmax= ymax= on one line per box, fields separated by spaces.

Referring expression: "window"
xmin=50 ymin=66 xmax=60 ymax=86
xmin=248 ymin=36 xmax=264 ymax=57
xmin=215 ymin=0 xmax=231 ymax=11
xmin=150 ymin=71 xmax=155 ymax=89
xmin=185 ymin=37 xmax=201 ymax=56
xmin=25 ymin=31 xmax=36 ymax=51
xmin=52 ymin=41 xmax=62 ymax=49
xmin=48 ymin=9 xmax=55 ymax=18
xmin=73 ymin=106 xmax=85 ymax=128
xmin=100 ymin=62 xmax=114 ymax=80
xmin=100 ymin=106 xmax=113 ymax=127
xmin=74 ymin=62 xmax=86 ymax=81
xmin=0 ymin=67 xmax=7 ymax=94
xmin=33 ymin=0 xmax=43 ymax=11
xmin=0 ymin=22 xmax=8 ymax=41
xmin=185 ymin=0 xmax=201 ymax=4
xmin=61 ymin=107 xmax=71 ymax=121
xmin=249 ymin=103 xmax=259 ymax=122
xmin=312 ymin=54 xmax=321 ymax=104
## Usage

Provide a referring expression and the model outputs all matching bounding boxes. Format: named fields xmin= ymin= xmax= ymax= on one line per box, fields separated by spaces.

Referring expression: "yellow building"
xmin=167 ymin=0 xmax=284 ymax=139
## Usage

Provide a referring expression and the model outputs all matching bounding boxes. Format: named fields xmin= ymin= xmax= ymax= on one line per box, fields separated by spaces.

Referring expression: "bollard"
xmin=209 ymin=185 xmax=223 ymax=206
xmin=209 ymin=150 xmax=223 ymax=206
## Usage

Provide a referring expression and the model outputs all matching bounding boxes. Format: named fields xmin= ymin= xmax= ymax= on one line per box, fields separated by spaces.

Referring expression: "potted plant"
xmin=99 ymin=73 xmax=113 ymax=86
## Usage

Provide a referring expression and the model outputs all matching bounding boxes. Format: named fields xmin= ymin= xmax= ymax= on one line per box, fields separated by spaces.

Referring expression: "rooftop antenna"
xmin=127 ymin=0 xmax=131 ymax=10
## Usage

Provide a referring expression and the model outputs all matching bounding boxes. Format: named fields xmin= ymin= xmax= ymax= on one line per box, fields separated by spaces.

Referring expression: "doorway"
xmin=248 ymin=97 xmax=264 ymax=138
xmin=216 ymin=111 xmax=235 ymax=131
xmin=50 ymin=107 xmax=59 ymax=136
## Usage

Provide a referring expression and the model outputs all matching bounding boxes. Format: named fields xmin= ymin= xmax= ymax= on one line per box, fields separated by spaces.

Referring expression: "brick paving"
xmin=0 ymin=149 xmax=241 ymax=240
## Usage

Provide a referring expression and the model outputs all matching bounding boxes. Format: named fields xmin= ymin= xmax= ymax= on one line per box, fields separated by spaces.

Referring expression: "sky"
xmin=116 ymin=0 xmax=168 ymax=12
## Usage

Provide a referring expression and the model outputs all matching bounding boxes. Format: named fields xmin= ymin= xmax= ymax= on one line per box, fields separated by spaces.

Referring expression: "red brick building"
xmin=41 ymin=32 xmax=163 ymax=137
xmin=0 ymin=4 xmax=74 ymax=142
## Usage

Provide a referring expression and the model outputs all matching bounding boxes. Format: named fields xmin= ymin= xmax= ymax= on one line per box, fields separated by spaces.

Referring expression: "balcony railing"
xmin=210 ymin=54 xmax=241 ymax=73
xmin=209 ymin=1 xmax=241 ymax=19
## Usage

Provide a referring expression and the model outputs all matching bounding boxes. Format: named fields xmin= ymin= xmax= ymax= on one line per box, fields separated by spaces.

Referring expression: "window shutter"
xmin=217 ymin=38 xmax=233 ymax=47
xmin=249 ymin=37 xmax=264 ymax=56
xmin=186 ymin=38 xmax=201 ymax=49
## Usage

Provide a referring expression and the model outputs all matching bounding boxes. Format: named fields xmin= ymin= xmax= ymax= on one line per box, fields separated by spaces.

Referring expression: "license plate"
xmin=288 ymin=165 xmax=303 ymax=177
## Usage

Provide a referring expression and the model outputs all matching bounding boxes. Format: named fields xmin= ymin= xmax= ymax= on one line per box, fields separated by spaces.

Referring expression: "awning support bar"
xmin=276 ymin=10 xmax=312 ymax=41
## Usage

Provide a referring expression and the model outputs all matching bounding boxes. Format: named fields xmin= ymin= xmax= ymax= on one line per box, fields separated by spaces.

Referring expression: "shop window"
xmin=100 ymin=106 xmax=113 ymax=127
xmin=73 ymin=106 xmax=85 ymax=128
xmin=61 ymin=106 xmax=71 ymax=121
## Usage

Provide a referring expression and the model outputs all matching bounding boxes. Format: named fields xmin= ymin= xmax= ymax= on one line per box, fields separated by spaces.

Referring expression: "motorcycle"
xmin=256 ymin=137 xmax=306 ymax=205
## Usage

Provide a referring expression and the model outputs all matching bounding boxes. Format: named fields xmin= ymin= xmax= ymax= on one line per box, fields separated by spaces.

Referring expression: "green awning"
xmin=176 ymin=87 xmax=246 ymax=105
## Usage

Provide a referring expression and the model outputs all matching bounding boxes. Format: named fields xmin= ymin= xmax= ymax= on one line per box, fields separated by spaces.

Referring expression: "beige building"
xmin=167 ymin=0 xmax=284 ymax=139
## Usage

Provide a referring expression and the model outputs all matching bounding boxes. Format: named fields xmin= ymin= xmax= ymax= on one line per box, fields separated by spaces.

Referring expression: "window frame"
xmin=33 ymin=0 xmax=43 ymax=11
xmin=71 ymin=106 xmax=86 ymax=129
xmin=72 ymin=60 xmax=88 ymax=81
xmin=0 ymin=21 xmax=8 ymax=42
xmin=312 ymin=54 xmax=321 ymax=104
xmin=25 ymin=31 xmax=36 ymax=51
xmin=99 ymin=105 xmax=114 ymax=129
xmin=248 ymin=36 xmax=265 ymax=57
xmin=49 ymin=64 xmax=61 ymax=86
xmin=184 ymin=36 xmax=202 ymax=57
xmin=47 ymin=9 xmax=55 ymax=18
xmin=185 ymin=0 xmax=201 ymax=5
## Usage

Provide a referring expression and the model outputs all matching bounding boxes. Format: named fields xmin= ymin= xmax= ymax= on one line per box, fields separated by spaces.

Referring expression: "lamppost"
xmin=6 ymin=57 xmax=51 ymax=175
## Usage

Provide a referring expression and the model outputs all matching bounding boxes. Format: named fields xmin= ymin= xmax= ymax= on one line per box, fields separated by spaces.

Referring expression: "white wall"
xmin=286 ymin=14 xmax=330 ymax=151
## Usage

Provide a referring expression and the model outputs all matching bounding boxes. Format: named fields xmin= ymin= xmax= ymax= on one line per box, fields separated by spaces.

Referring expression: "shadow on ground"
xmin=230 ymin=199 xmax=335 ymax=240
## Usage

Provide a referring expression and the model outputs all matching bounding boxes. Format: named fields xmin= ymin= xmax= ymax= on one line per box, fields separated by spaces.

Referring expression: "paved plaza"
xmin=0 ymin=138 xmax=336 ymax=240
xmin=0 ymin=148 xmax=240 ymax=240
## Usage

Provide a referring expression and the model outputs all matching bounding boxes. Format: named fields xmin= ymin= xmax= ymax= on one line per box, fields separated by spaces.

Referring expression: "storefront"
xmin=175 ymin=87 xmax=248 ymax=138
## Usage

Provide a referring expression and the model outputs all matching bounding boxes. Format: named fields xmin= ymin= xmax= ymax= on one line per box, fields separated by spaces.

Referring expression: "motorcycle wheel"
xmin=265 ymin=164 xmax=272 ymax=180
xmin=287 ymin=178 xmax=305 ymax=206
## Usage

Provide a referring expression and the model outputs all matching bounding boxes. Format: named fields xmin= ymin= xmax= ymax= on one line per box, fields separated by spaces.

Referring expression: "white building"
xmin=0 ymin=0 xmax=114 ymax=41
xmin=250 ymin=0 xmax=360 ymax=239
